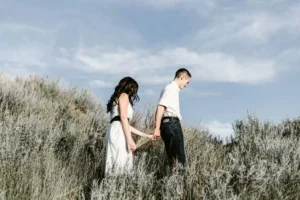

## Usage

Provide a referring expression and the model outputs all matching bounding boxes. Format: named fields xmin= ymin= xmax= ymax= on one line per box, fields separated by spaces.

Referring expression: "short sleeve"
xmin=158 ymin=87 xmax=176 ymax=108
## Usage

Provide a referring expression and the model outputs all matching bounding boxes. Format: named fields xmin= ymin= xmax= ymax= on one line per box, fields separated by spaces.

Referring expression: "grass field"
xmin=1 ymin=75 xmax=300 ymax=200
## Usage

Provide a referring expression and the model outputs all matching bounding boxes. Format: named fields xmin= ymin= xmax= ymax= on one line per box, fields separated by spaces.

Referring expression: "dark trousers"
xmin=160 ymin=119 xmax=186 ymax=170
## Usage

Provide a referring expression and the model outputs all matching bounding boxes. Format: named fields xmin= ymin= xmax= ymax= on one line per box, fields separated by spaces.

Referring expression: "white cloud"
xmin=127 ymin=0 xmax=182 ymax=9
xmin=78 ymin=0 xmax=208 ymax=9
xmin=0 ymin=22 xmax=45 ymax=34
xmin=193 ymin=3 xmax=300 ymax=46
xmin=189 ymin=51 xmax=275 ymax=84
xmin=65 ymin=47 xmax=276 ymax=84
xmin=132 ymin=0 xmax=216 ymax=11
xmin=0 ymin=22 xmax=49 ymax=76
xmin=56 ymin=57 xmax=72 ymax=66
xmin=0 ymin=46 xmax=47 ymax=68
xmin=137 ymin=75 xmax=173 ymax=85
xmin=136 ymin=0 xmax=188 ymax=9
xmin=142 ymin=89 xmax=156 ymax=96
xmin=1 ymin=0 xmax=297 ymax=91
xmin=236 ymin=14 xmax=283 ymax=41
xmin=205 ymin=120 xmax=234 ymax=143
xmin=75 ymin=47 xmax=143 ymax=74
xmin=90 ymin=80 xmax=113 ymax=88
xmin=0 ymin=63 xmax=36 ymax=78
xmin=185 ymin=88 xmax=222 ymax=97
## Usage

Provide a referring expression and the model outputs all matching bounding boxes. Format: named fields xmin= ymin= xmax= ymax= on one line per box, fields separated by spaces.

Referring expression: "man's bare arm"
xmin=153 ymin=105 xmax=165 ymax=138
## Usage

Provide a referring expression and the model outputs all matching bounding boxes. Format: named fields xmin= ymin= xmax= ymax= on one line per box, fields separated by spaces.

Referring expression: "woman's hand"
xmin=148 ymin=134 xmax=156 ymax=140
xmin=143 ymin=133 xmax=156 ymax=140
xmin=130 ymin=126 xmax=157 ymax=141
xmin=128 ymin=138 xmax=136 ymax=151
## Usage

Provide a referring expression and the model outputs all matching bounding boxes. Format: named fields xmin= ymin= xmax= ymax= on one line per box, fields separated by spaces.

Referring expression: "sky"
xmin=1 ymin=0 xmax=300 ymax=141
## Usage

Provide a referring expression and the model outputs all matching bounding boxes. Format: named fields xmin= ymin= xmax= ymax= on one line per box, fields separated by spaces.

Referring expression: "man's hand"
xmin=153 ymin=128 xmax=161 ymax=139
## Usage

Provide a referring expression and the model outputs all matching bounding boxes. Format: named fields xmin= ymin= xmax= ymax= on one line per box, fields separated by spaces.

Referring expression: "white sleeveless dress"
xmin=105 ymin=103 xmax=133 ymax=175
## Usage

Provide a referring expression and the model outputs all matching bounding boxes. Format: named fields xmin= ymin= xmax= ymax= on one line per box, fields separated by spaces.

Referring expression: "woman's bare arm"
xmin=130 ymin=126 xmax=153 ymax=139
xmin=119 ymin=93 xmax=136 ymax=151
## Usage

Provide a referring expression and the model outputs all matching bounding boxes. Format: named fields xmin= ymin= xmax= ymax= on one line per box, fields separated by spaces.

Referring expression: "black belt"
xmin=110 ymin=116 xmax=129 ymax=124
xmin=161 ymin=116 xmax=179 ymax=122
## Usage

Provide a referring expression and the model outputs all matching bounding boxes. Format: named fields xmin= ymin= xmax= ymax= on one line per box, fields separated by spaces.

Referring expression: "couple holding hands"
xmin=105 ymin=68 xmax=191 ymax=175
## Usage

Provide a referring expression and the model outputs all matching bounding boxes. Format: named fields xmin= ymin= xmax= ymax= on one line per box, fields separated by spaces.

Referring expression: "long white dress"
xmin=105 ymin=103 xmax=133 ymax=176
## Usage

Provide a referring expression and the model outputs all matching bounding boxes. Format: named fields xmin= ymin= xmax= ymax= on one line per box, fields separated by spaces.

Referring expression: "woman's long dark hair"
xmin=107 ymin=77 xmax=140 ymax=113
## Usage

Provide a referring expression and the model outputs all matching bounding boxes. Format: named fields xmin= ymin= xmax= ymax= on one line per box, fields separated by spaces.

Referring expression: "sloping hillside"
xmin=1 ymin=74 xmax=300 ymax=200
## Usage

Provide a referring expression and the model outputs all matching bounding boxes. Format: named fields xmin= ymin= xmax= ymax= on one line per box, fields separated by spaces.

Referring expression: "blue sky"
xmin=1 ymin=0 xmax=300 ymax=140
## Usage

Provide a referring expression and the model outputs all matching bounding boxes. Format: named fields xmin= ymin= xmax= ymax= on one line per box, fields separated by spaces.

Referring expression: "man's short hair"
xmin=174 ymin=68 xmax=192 ymax=79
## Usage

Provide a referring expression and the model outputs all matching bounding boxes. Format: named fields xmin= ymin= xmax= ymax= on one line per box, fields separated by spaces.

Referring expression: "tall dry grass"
xmin=1 ymin=74 xmax=300 ymax=200
xmin=0 ymin=75 xmax=107 ymax=199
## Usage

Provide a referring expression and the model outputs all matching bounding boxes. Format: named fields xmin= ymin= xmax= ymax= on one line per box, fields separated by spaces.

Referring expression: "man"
xmin=153 ymin=68 xmax=191 ymax=171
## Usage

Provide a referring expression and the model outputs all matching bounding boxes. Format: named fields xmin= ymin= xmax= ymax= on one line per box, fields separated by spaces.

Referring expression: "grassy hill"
xmin=1 ymin=74 xmax=300 ymax=200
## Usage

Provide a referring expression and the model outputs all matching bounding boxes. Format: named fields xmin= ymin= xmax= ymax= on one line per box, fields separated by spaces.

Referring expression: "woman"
xmin=105 ymin=77 xmax=153 ymax=176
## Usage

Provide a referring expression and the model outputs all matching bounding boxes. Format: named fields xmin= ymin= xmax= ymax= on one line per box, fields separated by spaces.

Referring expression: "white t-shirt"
xmin=158 ymin=81 xmax=182 ymax=120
